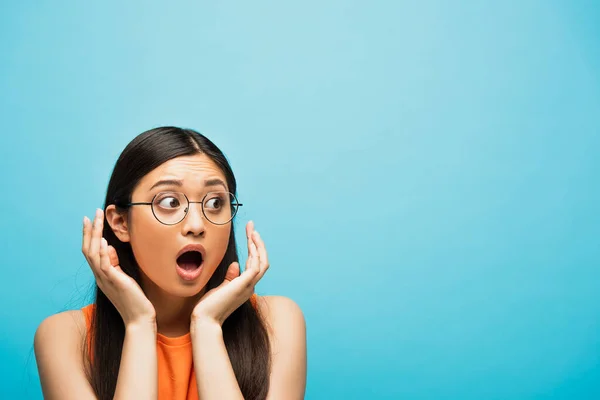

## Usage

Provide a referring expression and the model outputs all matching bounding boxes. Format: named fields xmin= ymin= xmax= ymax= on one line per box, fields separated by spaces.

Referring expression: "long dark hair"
xmin=83 ymin=127 xmax=271 ymax=399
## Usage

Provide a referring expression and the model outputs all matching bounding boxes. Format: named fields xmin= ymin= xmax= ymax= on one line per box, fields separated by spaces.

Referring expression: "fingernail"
xmin=101 ymin=238 xmax=107 ymax=249
xmin=83 ymin=216 xmax=89 ymax=225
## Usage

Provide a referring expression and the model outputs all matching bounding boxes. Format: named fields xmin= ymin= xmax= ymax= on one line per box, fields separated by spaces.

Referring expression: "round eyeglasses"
xmin=127 ymin=191 xmax=243 ymax=225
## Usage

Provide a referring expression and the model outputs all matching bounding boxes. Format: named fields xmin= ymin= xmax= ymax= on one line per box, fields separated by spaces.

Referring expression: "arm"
xmin=190 ymin=296 xmax=307 ymax=400
xmin=34 ymin=310 xmax=158 ymax=400
xmin=113 ymin=320 xmax=158 ymax=400
xmin=190 ymin=320 xmax=244 ymax=400
xmin=35 ymin=311 xmax=98 ymax=400
xmin=263 ymin=296 xmax=307 ymax=400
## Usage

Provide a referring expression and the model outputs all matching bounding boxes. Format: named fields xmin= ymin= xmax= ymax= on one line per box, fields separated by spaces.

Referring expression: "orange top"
xmin=81 ymin=293 xmax=259 ymax=400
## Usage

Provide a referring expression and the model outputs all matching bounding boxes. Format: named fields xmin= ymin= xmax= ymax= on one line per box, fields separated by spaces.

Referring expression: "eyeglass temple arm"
xmin=127 ymin=202 xmax=243 ymax=206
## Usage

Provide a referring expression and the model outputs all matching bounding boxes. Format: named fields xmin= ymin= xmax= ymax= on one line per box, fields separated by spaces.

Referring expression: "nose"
xmin=181 ymin=201 xmax=206 ymax=237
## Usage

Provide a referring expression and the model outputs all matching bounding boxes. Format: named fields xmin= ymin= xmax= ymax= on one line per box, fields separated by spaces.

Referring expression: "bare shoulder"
xmin=40 ymin=309 xmax=87 ymax=330
xmin=256 ymin=296 xmax=307 ymax=399
xmin=34 ymin=310 xmax=96 ymax=399
xmin=256 ymin=295 xmax=305 ymax=329
xmin=256 ymin=295 xmax=306 ymax=348
xmin=35 ymin=309 xmax=87 ymax=349
xmin=35 ymin=309 xmax=87 ymax=350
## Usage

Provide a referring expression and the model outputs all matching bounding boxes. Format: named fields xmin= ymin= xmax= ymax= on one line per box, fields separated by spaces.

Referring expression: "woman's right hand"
xmin=82 ymin=208 xmax=156 ymax=328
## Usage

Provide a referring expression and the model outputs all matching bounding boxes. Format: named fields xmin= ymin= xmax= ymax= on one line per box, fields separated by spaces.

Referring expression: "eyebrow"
xmin=149 ymin=178 xmax=227 ymax=191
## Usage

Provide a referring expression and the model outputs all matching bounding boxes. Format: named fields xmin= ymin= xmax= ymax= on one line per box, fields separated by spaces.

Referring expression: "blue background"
xmin=1 ymin=1 xmax=599 ymax=399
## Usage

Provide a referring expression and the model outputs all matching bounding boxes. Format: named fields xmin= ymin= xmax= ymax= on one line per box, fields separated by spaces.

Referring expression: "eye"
xmin=156 ymin=196 xmax=181 ymax=209
xmin=204 ymin=194 xmax=225 ymax=210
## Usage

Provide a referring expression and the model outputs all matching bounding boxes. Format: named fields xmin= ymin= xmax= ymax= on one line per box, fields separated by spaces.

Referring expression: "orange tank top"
xmin=81 ymin=293 xmax=259 ymax=400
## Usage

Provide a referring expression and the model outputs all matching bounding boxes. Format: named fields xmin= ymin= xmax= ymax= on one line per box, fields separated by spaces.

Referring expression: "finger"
xmin=83 ymin=217 xmax=101 ymax=279
xmin=252 ymin=230 xmax=269 ymax=281
xmin=243 ymin=221 xmax=255 ymax=274
xmin=245 ymin=239 xmax=259 ymax=270
xmin=224 ymin=262 xmax=241 ymax=282
xmin=235 ymin=246 xmax=259 ymax=290
xmin=107 ymin=245 xmax=120 ymax=267
xmin=100 ymin=241 xmax=129 ymax=285
xmin=82 ymin=216 xmax=91 ymax=256
xmin=252 ymin=230 xmax=268 ymax=266
xmin=246 ymin=221 xmax=254 ymax=258
xmin=98 ymin=238 xmax=111 ymax=278
xmin=248 ymin=227 xmax=259 ymax=257
xmin=235 ymin=262 xmax=259 ymax=292
xmin=88 ymin=209 xmax=104 ymax=266
xmin=103 ymin=259 xmax=126 ymax=285
xmin=247 ymin=220 xmax=255 ymax=234
xmin=247 ymin=236 xmax=262 ymax=285
xmin=246 ymin=241 xmax=260 ymax=277
xmin=94 ymin=239 xmax=110 ymax=289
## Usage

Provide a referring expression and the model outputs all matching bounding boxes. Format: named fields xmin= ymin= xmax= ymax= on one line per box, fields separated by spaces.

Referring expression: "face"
xmin=108 ymin=153 xmax=232 ymax=297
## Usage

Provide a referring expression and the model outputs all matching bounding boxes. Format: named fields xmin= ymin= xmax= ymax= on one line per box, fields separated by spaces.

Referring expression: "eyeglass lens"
xmin=151 ymin=191 xmax=237 ymax=225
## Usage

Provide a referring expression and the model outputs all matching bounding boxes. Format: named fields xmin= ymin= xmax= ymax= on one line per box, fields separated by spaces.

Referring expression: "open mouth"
xmin=176 ymin=251 xmax=203 ymax=271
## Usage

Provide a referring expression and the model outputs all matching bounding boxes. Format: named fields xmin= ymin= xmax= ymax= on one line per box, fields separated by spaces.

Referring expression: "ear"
xmin=105 ymin=204 xmax=131 ymax=243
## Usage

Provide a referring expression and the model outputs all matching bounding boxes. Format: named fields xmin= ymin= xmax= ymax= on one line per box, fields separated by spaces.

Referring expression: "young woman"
xmin=34 ymin=127 xmax=307 ymax=400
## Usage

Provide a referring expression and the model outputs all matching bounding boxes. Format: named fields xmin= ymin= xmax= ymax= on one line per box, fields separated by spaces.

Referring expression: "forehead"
xmin=138 ymin=153 xmax=226 ymax=190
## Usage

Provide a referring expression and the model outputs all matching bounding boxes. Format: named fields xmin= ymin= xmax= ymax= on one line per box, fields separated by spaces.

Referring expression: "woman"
xmin=34 ymin=127 xmax=307 ymax=400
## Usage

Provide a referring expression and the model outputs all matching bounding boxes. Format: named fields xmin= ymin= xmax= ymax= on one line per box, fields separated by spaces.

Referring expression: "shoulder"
xmin=256 ymin=295 xmax=306 ymax=350
xmin=257 ymin=295 xmax=304 ymax=315
xmin=255 ymin=296 xmax=307 ymax=398
xmin=34 ymin=310 xmax=88 ymax=370
xmin=34 ymin=309 xmax=96 ymax=397
xmin=35 ymin=309 xmax=87 ymax=348
xmin=257 ymin=295 xmax=305 ymax=327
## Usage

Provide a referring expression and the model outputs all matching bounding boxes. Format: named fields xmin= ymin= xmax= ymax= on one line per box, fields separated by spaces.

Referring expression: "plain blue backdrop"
xmin=1 ymin=1 xmax=599 ymax=399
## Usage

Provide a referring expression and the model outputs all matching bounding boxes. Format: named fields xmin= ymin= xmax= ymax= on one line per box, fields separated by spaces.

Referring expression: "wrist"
xmin=125 ymin=318 xmax=157 ymax=334
xmin=190 ymin=317 xmax=222 ymax=337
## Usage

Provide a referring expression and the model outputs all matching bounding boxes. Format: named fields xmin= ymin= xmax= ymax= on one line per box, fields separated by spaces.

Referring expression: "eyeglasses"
xmin=127 ymin=191 xmax=243 ymax=225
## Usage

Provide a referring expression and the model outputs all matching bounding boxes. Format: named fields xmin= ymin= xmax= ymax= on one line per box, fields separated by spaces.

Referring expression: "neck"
xmin=139 ymin=273 xmax=206 ymax=338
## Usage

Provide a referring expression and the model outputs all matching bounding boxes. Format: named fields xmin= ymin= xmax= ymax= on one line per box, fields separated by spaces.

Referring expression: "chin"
xmin=140 ymin=268 xmax=206 ymax=298
xmin=154 ymin=281 xmax=206 ymax=299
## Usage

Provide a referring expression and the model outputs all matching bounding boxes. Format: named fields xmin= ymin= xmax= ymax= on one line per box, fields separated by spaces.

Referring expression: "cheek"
xmin=129 ymin=220 xmax=172 ymax=275
xmin=206 ymin=228 xmax=231 ymax=267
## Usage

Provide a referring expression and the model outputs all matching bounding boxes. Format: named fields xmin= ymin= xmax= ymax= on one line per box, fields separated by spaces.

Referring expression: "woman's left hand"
xmin=191 ymin=220 xmax=269 ymax=327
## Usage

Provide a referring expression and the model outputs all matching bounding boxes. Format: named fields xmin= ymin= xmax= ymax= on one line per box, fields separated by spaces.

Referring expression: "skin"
xmin=34 ymin=152 xmax=306 ymax=399
xmin=103 ymin=153 xmax=237 ymax=336
xmin=80 ymin=152 xmax=306 ymax=398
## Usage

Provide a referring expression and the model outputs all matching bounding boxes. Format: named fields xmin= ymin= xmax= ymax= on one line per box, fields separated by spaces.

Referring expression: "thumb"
xmin=108 ymin=245 xmax=120 ymax=266
xmin=224 ymin=262 xmax=241 ymax=282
